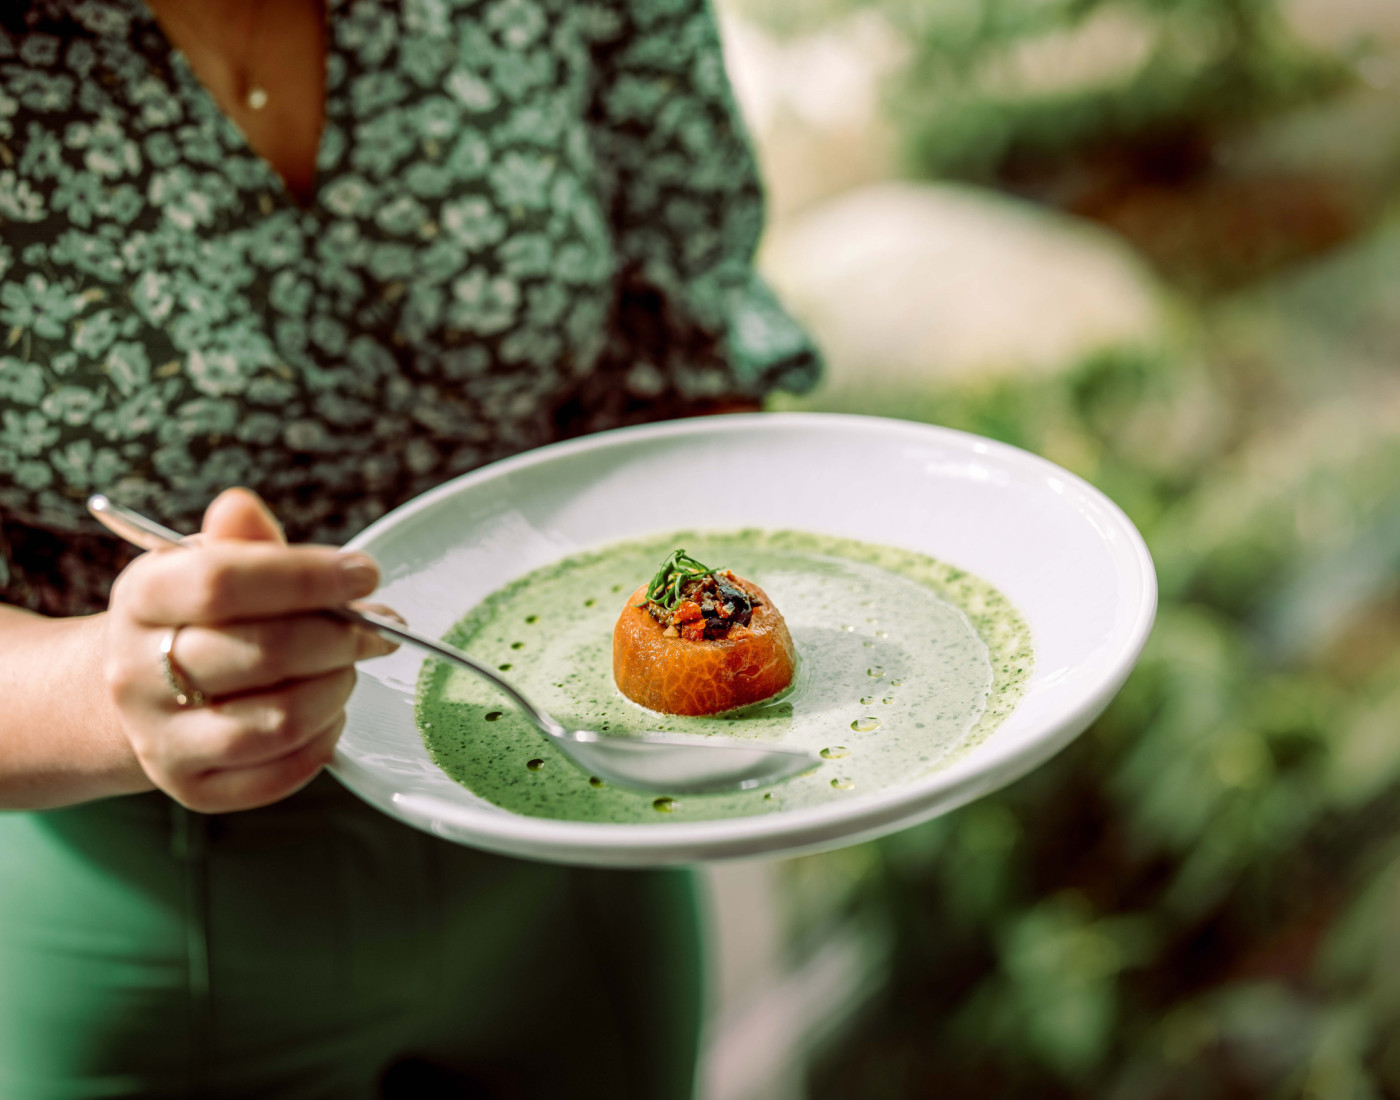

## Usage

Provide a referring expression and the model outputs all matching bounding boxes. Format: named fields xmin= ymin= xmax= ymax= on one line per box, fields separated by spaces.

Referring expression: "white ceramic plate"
xmin=331 ymin=413 xmax=1156 ymax=866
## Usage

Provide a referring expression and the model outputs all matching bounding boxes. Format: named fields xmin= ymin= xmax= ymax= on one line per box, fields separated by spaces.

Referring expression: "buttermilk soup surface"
xmin=415 ymin=530 xmax=1033 ymax=823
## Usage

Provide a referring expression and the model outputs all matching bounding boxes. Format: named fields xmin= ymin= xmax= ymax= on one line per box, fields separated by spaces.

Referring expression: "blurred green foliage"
xmin=779 ymin=337 xmax=1400 ymax=1096
xmin=734 ymin=0 xmax=1348 ymax=181
xmin=741 ymin=0 xmax=1400 ymax=1086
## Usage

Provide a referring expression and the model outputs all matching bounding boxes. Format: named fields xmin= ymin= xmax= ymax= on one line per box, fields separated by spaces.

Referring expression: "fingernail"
xmin=359 ymin=628 xmax=398 ymax=658
xmin=372 ymin=608 xmax=404 ymax=651
xmin=338 ymin=553 xmax=379 ymax=599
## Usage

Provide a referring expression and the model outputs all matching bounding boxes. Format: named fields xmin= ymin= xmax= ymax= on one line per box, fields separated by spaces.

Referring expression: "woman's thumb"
xmin=201 ymin=487 xmax=286 ymax=544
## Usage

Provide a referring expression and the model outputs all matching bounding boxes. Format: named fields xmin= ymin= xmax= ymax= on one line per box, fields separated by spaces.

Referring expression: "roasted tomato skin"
xmin=613 ymin=576 xmax=796 ymax=716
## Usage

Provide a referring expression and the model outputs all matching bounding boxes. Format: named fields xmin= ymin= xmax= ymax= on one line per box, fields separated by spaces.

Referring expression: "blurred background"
xmin=696 ymin=0 xmax=1400 ymax=1096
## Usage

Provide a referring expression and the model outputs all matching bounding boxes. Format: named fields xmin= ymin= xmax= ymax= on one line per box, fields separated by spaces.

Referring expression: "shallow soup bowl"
xmin=331 ymin=412 xmax=1156 ymax=866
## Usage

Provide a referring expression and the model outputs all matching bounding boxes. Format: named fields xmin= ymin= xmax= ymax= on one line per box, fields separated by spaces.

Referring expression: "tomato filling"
xmin=647 ymin=570 xmax=760 ymax=641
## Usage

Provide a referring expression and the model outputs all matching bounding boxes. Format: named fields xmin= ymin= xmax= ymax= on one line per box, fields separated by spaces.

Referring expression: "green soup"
xmin=415 ymin=530 xmax=1033 ymax=823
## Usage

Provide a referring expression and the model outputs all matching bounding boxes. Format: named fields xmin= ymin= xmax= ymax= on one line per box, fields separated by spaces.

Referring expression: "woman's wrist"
xmin=0 ymin=606 xmax=154 ymax=810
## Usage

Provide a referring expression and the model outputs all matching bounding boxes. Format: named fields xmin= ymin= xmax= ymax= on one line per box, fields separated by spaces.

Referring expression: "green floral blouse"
xmin=0 ymin=0 xmax=819 ymax=617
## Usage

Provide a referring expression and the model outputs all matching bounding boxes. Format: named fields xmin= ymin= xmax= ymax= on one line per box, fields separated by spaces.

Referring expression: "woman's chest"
xmin=5 ymin=0 xmax=619 ymax=343
xmin=0 ymin=0 xmax=623 ymax=537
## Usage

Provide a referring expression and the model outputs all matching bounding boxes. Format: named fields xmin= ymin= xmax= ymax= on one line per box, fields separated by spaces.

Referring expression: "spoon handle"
xmin=86 ymin=494 xmax=568 ymax=740
xmin=325 ymin=606 xmax=566 ymax=739
xmin=86 ymin=494 xmax=187 ymax=551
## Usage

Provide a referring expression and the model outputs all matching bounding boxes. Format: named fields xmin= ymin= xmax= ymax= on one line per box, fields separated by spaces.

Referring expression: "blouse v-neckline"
xmin=129 ymin=0 xmax=339 ymax=212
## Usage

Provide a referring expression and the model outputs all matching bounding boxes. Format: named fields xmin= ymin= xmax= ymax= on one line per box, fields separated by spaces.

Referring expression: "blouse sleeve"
xmin=577 ymin=0 xmax=822 ymax=418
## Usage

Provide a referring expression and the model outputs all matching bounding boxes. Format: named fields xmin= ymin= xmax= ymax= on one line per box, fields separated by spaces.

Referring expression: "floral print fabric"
xmin=0 ymin=0 xmax=819 ymax=616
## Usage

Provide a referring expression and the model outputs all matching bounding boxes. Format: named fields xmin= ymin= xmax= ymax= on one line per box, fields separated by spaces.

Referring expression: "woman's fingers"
xmin=100 ymin=487 xmax=391 ymax=814
xmin=202 ymin=487 xmax=287 ymax=545
xmin=115 ymin=541 xmax=380 ymax=625
xmin=169 ymin=614 xmax=393 ymax=700
xmin=171 ymin=667 xmax=358 ymax=772
xmin=179 ymin=713 xmax=347 ymax=814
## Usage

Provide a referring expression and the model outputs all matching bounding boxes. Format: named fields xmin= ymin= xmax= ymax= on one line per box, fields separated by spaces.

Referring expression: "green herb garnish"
xmin=640 ymin=549 xmax=716 ymax=611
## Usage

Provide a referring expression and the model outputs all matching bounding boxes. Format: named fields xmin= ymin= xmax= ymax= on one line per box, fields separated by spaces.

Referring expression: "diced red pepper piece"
xmin=681 ymin=619 xmax=706 ymax=642
xmin=673 ymin=600 xmax=703 ymax=624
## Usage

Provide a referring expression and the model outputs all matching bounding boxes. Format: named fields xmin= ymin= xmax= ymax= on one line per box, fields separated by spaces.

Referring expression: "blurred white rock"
xmin=759 ymin=181 xmax=1172 ymax=394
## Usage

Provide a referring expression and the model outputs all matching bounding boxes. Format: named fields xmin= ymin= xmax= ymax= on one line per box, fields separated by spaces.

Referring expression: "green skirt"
xmin=0 ymin=775 xmax=703 ymax=1099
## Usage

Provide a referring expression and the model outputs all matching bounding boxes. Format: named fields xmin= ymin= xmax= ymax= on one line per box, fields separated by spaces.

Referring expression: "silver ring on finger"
xmin=160 ymin=626 xmax=207 ymax=708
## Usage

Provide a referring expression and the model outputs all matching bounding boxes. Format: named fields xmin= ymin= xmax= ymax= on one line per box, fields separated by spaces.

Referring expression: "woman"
xmin=0 ymin=0 xmax=820 ymax=1096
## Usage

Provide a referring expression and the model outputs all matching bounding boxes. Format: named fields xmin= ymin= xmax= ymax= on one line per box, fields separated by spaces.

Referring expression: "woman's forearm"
xmin=0 ymin=605 xmax=153 ymax=810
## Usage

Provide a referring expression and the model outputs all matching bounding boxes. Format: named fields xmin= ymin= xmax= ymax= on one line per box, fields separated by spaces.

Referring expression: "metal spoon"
xmin=88 ymin=494 xmax=819 ymax=794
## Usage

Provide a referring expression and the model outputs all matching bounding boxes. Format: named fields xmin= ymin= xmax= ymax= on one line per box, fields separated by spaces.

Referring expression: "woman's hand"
xmin=102 ymin=489 xmax=398 ymax=813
